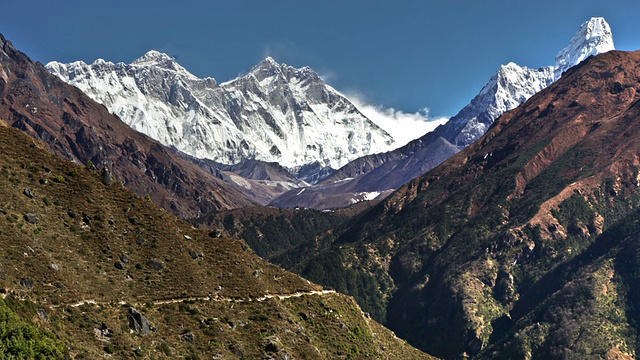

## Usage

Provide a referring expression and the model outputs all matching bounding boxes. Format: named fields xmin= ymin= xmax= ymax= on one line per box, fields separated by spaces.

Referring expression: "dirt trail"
xmin=55 ymin=290 xmax=337 ymax=308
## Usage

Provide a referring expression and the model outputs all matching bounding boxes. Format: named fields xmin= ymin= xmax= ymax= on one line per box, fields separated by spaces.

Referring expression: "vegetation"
xmin=0 ymin=297 xmax=68 ymax=359
xmin=0 ymin=124 xmax=431 ymax=359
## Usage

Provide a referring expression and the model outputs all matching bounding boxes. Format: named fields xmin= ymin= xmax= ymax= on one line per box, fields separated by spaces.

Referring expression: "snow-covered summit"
xmin=440 ymin=17 xmax=615 ymax=148
xmin=555 ymin=17 xmax=614 ymax=79
xmin=47 ymin=54 xmax=394 ymax=182
xmin=130 ymin=50 xmax=197 ymax=79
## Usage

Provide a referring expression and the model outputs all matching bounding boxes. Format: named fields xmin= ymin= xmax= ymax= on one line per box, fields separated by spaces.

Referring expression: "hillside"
xmin=192 ymin=203 xmax=377 ymax=263
xmin=267 ymin=50 xmax=640 ymax=359
xmin=0 ymin=121 xmax=432 ymax=359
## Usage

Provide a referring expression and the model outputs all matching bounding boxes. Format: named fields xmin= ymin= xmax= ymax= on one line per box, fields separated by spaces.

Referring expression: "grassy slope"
xmin=0 ymin=122 xmax=432 ymax=359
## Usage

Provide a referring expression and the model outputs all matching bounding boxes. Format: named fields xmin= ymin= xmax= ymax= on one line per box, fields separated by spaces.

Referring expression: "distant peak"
xmin=254 ymin=56 xmax=281 ymax=71
xmin=263 ymin=56 xmax=278 ymax=65
xmin=130 ymin=50 xmax=195 ymax=77
xmin=132 ymin=50 xmax=174 ymax=65
xmin=554 ymin=17 xmax=615 ymax=78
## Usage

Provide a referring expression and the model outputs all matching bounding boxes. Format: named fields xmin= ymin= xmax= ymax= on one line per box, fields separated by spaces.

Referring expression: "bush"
xmin=0 ymin=298 xmax=68 ymax=358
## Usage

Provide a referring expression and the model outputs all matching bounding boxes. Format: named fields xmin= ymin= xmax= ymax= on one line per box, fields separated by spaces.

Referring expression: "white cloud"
xmin=346 ymin=93 xmax=450 ymax=148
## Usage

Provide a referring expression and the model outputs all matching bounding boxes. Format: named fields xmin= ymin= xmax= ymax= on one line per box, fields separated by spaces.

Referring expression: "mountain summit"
xmin=47 ymin=54 xmax=394 ymax=183
xmin=554 ymin=17 xmax=614 ymax=78
xmin=130 ymin=50 xmax=195 ymax=77
xmin=446 ymin=17 xmax=615 ymax=148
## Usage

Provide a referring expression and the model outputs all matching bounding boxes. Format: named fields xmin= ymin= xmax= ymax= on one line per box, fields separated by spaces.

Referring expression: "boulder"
xmin=24 ymin=213 xmax=40 ymax=224
xmin=128 ymin=307 xmax=151 ymax=336
xmin=181 ymin=332 xmax=195 ymax=343
xmin=120 ymin=253 xmax=130 ymax=264
xmin=101 ymin=169 xmax=114 ymax=186
xmin=23 ymin=188 xmax=35 ymax=198
xmin=20 ymin=278 xmax=34 ymax=290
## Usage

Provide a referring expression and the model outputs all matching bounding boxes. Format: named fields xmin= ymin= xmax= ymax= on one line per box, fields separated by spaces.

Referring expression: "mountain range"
xmin=269 ymin=17 xmax=616 ymax=209
xmin=1 ymin=14 xmax=637 ymax=360
xmin=47 ymin=17 xmax=614 ymax=211
xmin=47 ymin=53 xmax=395 ymax=184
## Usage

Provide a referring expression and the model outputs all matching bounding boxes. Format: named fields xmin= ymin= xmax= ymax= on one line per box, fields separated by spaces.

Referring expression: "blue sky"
xmin=3 ymin=0 xmax=640 ymax=120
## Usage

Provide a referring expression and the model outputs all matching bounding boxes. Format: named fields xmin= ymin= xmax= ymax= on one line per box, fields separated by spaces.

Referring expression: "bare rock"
xmin=23 ymin=188 xmax=35 ymax=198
xmin=24 ymin=213 xmax=40 ymax=224
xmin=20 ymin=278 xmax=34 ymax=290
xmin=101 ymin=169 xmax=114 ymax=186
xmin=182 ymin=332 xmax=195 ymax=343
xmin=128 ymin=307 xmax=151 ymax=336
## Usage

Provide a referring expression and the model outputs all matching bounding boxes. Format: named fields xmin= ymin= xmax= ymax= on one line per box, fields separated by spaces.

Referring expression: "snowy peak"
xmin=242 ymin=57 xmax=321 ymax=85
xmin=440 ymin=17 xmax=616 ymax=148
xmin=243 ymin=56 xmax=284 ymax=82
xmin=555 ymin=17 xmax=614 ymax=78
xmin=131 ymin=50 xmax=196 ymax=78
xmin=47 ymin=53 xmax=395 ymax=182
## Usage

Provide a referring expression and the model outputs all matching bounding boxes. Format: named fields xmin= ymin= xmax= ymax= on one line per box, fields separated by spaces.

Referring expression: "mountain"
xmin=0 ymin=120 xmax=433 ymax=359
xmin=444 ymin=16 xmax=614 ymax=148
xmin=183 ymin=155 xmax=309 ymax=205
xmin=0 ymin=34 xmax=256 ymax=218
xmin=269 ymin=17 xmax=615 ymax=210
xmin=47 ymin=54 xmax=395 ymax=184
xmin=270 ymin=49 xmax=640 ymax=358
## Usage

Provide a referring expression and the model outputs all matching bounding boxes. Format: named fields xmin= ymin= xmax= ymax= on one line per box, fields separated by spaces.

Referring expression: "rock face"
xmin=268 ymin=17 xmax=616 ymax=209
xmin=47 ymin=55 xmax=395 ymax=183
xmin=0 ymin=33 xmax=255 ymax=218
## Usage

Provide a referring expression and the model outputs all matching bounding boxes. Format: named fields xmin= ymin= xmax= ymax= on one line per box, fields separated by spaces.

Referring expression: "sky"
xmin=3 ymin=0 xmax=640 ymax=143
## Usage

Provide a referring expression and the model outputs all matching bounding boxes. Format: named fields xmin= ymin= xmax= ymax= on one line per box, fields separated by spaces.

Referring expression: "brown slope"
xmin=0 ymin=33 xmax=255 ymax=218
xmin=284 ymin=50 xmax=640 ymax=358
xmin=0 ymin=122 xmax=433 ymax=359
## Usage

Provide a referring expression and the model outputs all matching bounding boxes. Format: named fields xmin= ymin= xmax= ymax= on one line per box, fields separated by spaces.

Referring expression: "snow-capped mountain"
xmin=47 ymin=54 xmax=394 ymax=182
xmin=554 ymin=17 xmax=614 ymax=79
xmin=268 ymin=17 xmax=617 ymax=210
xmin=444 ymin=17 xmax=614 ymax=147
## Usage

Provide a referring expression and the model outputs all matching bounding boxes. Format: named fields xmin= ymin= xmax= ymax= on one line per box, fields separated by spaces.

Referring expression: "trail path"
xmin=55 ymin=289 xmax=336 ymax=308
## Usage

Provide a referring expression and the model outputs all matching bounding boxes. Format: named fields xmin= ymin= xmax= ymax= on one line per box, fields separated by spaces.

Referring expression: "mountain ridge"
xmin=47 ymin=52 xmax=395 ymax=183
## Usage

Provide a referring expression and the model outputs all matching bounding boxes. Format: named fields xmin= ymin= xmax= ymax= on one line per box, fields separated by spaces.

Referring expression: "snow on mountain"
xmin=268 ymin=17 xmax=618 ymax=210
xmin=47 ymin=54 xmax=395 ymax=182
xmin=554 ymin=17 xmax=614 ymax=79
xmin=442 ymin=17 xmax=615 ymax=148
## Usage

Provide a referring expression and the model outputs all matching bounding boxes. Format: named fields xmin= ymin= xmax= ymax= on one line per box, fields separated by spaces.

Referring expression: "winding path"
xmin=56 ymin=289 xmax=336 ymax=308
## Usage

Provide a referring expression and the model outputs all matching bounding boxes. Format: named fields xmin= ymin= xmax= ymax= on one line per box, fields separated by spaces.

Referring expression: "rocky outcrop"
xmin=128 ymin=307 xmax=151 ymax=336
